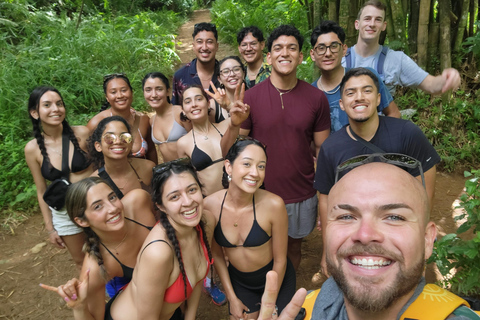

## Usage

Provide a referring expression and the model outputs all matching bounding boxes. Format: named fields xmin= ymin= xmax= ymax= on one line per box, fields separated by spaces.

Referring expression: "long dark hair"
xmin=66 ymin=177 xmax=110 ymax=278
xmin=87 ymin=116 xmax=131 ymax=170
xmin=101 ymin=73 xmax=133 ymax=111
xmin=151 ymin=160 xmax=212 ymax=302
xmin=179 ymin=84 xmax=211 ymax=122
xmin=28 ymin=86 xmax=87 ymax=174
xmin=222 ymin=137 xmax=267 ymax=188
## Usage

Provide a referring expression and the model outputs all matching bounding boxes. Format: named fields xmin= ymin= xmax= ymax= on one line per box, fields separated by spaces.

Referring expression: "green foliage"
xmin=396 ymin=91 xmax=480 ymax=171
xmin=463 ymin=21 xmax=480 ymax=60
xmin=429 ymin=170 xmax=480 ymax=297
xmin=0 ymin=2 xmax=185 ymax=213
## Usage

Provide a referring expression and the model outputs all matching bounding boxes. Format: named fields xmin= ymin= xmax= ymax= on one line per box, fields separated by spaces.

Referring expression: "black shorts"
xmin=228 ymin=258 xmax=296 ymax=314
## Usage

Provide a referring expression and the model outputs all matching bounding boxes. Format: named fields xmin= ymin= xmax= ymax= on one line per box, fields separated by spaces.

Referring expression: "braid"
xmin=83 ymin=227 xmax=108 ymax=280
xmin=198 ymin=219 xmax=214 ymax=281
xmin=100 ymin=99 xmax=110 ymax=112
xmin=159 ymin=212 xmax=188 ymax=303
xmin=31 ymin=118 xmax=50 ymax=165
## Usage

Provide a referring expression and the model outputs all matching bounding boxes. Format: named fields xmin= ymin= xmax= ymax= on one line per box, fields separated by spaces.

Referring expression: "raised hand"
xmin=40 ymin=269 xmax=90 ymax=309
xmin=205 ymin=81 xmax=230 ymax=110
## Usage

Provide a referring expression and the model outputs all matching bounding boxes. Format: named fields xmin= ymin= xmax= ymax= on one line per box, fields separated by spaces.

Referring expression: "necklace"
xmin=272 ymin=80 xmax=297 ymax=109
xmin=108 ymin=231 xmax=128 ymax=255
xmin=194 ymin=127 xmax=210 ymax=140
xmin=318 ymin=69 xmax=345 ymax=95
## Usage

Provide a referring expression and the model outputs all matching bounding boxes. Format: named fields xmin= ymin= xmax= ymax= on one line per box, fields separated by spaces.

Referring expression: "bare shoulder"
xmin=87 ymin=111 xmax=107 ymax=132
xmin=140 ymin=227 xmax=173 ymax=265
xmin=123 ymin=189 xmax=151 ymax=208
xmin=216 ymin=118 xmax=231 ymax=134
xmin=203 ymin=190 xmax=225 ymax=214
xmin=257 ymin=189 xmax=285 ymax=210
xmin=132 ymin=158 xmax=156 ymax=172
xmin=72 ymin=125 xmax=91 ymax=146
xmin=24 ymin=138 xmax=38 ymax=155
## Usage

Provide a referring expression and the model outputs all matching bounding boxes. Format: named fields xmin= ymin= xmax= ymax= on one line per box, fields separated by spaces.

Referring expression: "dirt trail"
xmin=0 ymin=9 xmax=470 ymax=320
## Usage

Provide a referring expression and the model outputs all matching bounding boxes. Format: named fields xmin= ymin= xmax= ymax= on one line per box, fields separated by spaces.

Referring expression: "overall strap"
xmin=377 ymin=46 xmax=389 ymax=76
xmin=345 ymin=47 xmax=353 ymax=68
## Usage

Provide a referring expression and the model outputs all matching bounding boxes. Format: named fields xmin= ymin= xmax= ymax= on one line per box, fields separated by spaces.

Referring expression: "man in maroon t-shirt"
xmin=222 ymin=25 xmax=331 ymax=270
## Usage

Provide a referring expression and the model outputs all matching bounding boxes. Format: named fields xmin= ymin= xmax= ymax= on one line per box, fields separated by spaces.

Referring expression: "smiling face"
xmin=76 ymin=182 xmax=125 ymax=232
xmin=225 ymin=144 xmax=267 ymax=193
xmin=238 ymin=32 xmax=265 ymax=65
xmin=339 ymin=75 xmax=381 ymax=123
xmin=30 ymin=91 xmax=66 ymax=126
xmin=193 ymin=30 xmax=218 ymax=64
xmin=143 ymin=77 xmax=170 ymax=109
xmin=182 ymin=87 xmax=209 ymax=120
xmin=267 ymin=35 xmax=303 ymax=77
xmin=325 ymin=163 xmax=435 ymax=313
xmin=355 ymin=5 xmax=387 ymax=43
xmin=95 ymin=121 xmax=132 ymax=159
xmin=310 ymin=32 xmax=347 ymax=73
xmin=219 ymin=58 xmax=245 ymax=91
xmin=158 ymin=172 xmax=203 ymax=229
xmin=105 ymin=78 xmax=133 ymax=111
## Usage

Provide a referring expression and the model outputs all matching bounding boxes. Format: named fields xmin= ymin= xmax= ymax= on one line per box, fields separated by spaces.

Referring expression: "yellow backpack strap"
xmin=302 ymin=289 xmax=321 ymax=320
xmin=400 ymin=284 xmax=470 ymax=320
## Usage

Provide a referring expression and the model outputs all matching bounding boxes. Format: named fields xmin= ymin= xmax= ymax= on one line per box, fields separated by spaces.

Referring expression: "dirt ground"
xmin=0 ymin=9 xmax=471 ymax=320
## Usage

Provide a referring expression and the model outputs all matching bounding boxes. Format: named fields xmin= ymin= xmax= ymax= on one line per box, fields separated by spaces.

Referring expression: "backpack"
xmin=345 ymin=45 xmax=389 ymax=80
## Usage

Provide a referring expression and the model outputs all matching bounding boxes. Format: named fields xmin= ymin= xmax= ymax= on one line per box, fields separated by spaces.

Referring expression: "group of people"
xmin=26 ymin=0 xmax=480 ymax=319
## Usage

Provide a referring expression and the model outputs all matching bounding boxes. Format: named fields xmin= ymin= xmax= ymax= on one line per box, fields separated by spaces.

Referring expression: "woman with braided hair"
xmin=25 ymin=86 xmax=93 ymax=270
xmin=42 ymin=159 xmax=214 ymax=320
xmin=40 ymin=177 xmax=155 ymax=319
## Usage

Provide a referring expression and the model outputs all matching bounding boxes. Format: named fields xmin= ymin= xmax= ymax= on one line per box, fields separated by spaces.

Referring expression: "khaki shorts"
xmin=286 ymin=194 xmax=318 ymax=239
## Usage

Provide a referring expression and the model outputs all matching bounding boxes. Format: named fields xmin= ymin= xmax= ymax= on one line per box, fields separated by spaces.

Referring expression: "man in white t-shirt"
xmin=343 ymin=0 xmax=460 ymax=97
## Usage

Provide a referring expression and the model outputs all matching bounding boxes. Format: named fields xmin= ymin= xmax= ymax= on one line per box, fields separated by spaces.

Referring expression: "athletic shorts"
xmin=50 ymin=207 xmax=83 ymax=236
xmin=228 ymin=259 xmax=296 ymax=314
xmin=285 ymin=194 xmax=318 ymax=239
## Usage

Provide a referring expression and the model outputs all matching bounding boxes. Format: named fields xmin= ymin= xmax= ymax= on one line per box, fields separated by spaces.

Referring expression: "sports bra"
xmin=190 ymin=124 xmax=223 ymax=171
xmin=101 ymin=217 xmax=153 ymax=280
xmin=131 ymin=128 xmax=148 ymax=158
xmin=151 ymin=113 xmax=188 ymax=145
xmin=140 ymin=225 xmax=213 ymax=304
xmin=214 ymin=191 xmax=271 ymax=248
xmin=40 ymin=135 xmax=90 ymax=182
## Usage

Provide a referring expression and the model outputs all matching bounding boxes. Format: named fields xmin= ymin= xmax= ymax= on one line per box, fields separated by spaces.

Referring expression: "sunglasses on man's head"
xmin=153 ymin=157 xmax=193 ymax=175
xmin=102 ymin=133 xmax=132 ymax=145
xmin=334 ymin=153 xmax=425 ymax=187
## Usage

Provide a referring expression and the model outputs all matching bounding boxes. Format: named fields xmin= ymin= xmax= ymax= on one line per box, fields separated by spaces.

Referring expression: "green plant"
xmin=429 ymin=170 xmax=480 ymax=297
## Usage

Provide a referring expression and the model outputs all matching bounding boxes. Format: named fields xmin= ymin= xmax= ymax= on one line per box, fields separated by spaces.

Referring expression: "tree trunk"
xmin=328 ymin=0 xmax=338 ymax=21
xmin=389 ymin=0 xmax=407 ymax=50
xmin=438 ymin=0 xmax=451 ymax=102
xmin=417 ymin=0 xmax=431 ymax=69
xmin=385 ymin=1 xmax=396 ymax=45
xmin=345 ymin=0 xmax=358 ymax=46
xmin=453 ymin=0 xmax=470 ymax=54
xmin=409 ymin=0 xmax=420 ymax=54
xmin=76 ymin=0 xmax=85 ymax=30
xmin=427 ymin=22 xmax=439 ymax=72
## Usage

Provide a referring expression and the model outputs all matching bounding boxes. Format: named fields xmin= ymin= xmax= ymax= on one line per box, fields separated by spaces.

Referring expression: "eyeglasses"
xmin=102 ymin=132 xmax=132 ymax=145
xmin=103 ymin=73 xmax=126 ymax=83
xmin=234 ymin=135 xmax=266 ymax=149
xmin=334 ymin=153 xmax=425 ymax=187
xmin=313 ymin=42 xmax=342 ymax=56
xmin=220 ymin=66 xmax=243 ymax=77
xmin=240 ymin=41 xmax=259 ymax=50
xmin=153 ymin=157 xmax=193 ymax=175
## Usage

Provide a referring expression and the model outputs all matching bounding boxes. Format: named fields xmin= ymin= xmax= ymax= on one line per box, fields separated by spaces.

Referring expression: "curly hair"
xmin=151 ymin=159 xmax=212 ymax=303
xmin=267 ymin=25 xmax=304 ymax=52
xmin=87 ymin=116 xmax=131 ymax=170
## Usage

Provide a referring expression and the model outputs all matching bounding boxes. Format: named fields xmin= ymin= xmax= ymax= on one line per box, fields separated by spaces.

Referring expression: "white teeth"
xmin=350 ymin=257 xmax=391 ymax=269
xmin=108 ymin=214 xmax=120 ymax=223
xmin=183 ymin=208 xmax=196 ymax=216
xmin=354 ymin=105 xmax=367 ymax=110
xmin=245 ymin=179 xmax=256 ymax=184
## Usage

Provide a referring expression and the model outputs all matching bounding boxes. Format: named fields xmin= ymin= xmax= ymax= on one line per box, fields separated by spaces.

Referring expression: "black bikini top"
xmin=100 ymin=217 xmax=153 ymax=280
xmin=98 ymin=162 xmax=151 ymax=199
xmin=40 ymin=134 xmax=90 ymax=181
xmin=191 ymin=123 xmax=224 ymax=171
xmin=214 ymin=191 xmax=271 ymax=248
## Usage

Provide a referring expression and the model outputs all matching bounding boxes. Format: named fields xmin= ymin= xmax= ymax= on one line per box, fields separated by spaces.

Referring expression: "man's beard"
xmin=352 ymin=116 xmax=370 ymax=123
xmin=327 ymin=243 xmax=425 ymax=313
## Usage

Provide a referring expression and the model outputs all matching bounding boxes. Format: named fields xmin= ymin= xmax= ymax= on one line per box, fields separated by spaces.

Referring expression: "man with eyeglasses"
xmin=344 ymin=0 xmax=460 ymax=97
xmin=236 ymin=26 xmax=271 ymax=88
xmin=310 ymin=20 xmax=400 ymax=133
xmin=171 ymin=22 xmax=221 ymax=106
xmin=223 ymin=25 xmax=331 ymax=271
xmin=313 ymin=67 xmax=440 ymax=275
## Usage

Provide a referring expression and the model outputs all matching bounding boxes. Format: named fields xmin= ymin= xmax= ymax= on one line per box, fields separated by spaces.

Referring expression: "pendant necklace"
xmin=272 ymin=80 xmax=297 ymax=109
xmin=194 ymin=126 xmax=210 ymax=140
xmin=108 ymin=231 xmax=128 ymax=255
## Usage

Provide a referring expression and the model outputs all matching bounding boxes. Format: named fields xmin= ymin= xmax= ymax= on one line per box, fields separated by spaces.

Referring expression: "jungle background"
xmin=0 ymin=0 xmax=479 ymax=318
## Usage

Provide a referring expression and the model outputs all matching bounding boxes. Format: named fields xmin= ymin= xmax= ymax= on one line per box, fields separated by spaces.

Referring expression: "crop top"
xmin=131 ymin=128 xmax=148 ymax=158
xmin=101 ymin=217 xmax=153 ymax=280
xmin=190 ymin=124 xmax=223 ymax=171
xmin=40 ymin=135 xmax=90 ymax=182
xmin=151 ymin=113 xmax=188 ymax=145
xmin=139 ymin=225 xmax=212 ymax=304
xmin=214 ymin=191 xmax=271 ymax=248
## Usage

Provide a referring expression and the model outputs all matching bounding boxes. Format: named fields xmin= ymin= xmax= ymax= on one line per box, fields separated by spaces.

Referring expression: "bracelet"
xmin=47 ymin=229 xmax=57 ymax=235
